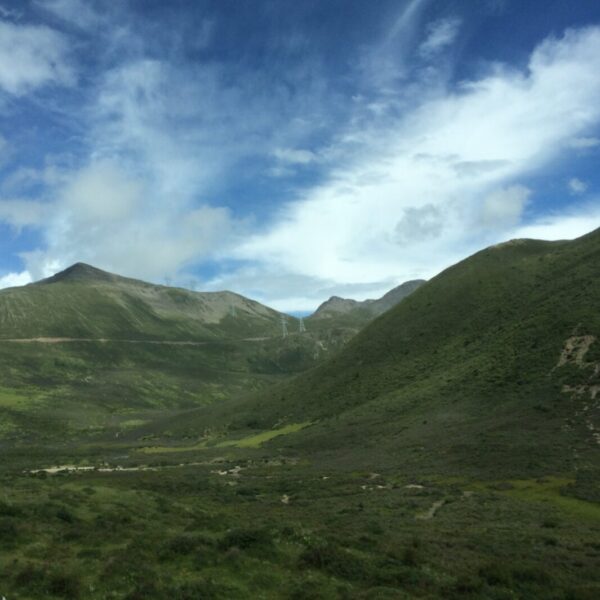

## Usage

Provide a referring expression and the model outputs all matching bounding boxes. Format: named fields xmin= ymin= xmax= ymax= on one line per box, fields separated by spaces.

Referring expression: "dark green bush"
xmin=299 ymin=541 xmax=370 ymax=581
xmin=219 ymin=527 xmax=273 ymax=552
xmin=479 ymin=563 xmax=513 ymax=587
xmin=0 ymin=500 xmax=22 ymax=517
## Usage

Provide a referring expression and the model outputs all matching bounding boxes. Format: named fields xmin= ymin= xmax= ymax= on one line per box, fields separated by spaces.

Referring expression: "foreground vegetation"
xmin=1 ymin=451 xmax=599 ymax=599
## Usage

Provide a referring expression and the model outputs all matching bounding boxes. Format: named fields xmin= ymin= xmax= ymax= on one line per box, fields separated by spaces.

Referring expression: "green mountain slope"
xmin=0 ymin=262 xmax=284 ymax=340
xmin=0 ymin=264 xmax=355 ymax=443
xmin=200 ymin=229 xmax=600 ymax=478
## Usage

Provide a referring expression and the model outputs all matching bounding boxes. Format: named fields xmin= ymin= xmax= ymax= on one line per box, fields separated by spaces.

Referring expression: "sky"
xmin=0 ymin=0 xmax=600 ymax=312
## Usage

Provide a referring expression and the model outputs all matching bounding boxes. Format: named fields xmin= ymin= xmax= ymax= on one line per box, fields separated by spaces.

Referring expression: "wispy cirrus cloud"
xmin=419 ymin=17 xmax=462 ymax=59
xmin=36 ymin=0 xmax=103 ymax=30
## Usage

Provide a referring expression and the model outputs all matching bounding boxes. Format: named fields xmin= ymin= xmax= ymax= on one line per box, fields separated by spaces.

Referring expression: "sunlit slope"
xmin=0 ymin=263 xmax=283 ymax=340
xmin=216 ymin=228 xmax=600 ymax=476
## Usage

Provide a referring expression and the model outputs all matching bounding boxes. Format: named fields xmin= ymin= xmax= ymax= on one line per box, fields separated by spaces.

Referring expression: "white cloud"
xmin=358 ymin=0 xmax=430 ymax=89
xmin=36 ymin=0 xmax=102 ymax=30
xmin=419 ymin=17 xmax=461 ymax=59
xmin=568 ymin=177 xmax=588 ymax=195
xmin=0 ymin=19 xmax=73 ymax=95
xmin=222 ymin=26 xmax=600 ymax=308
xmin=509 ymin=202 xmax=600 ymax=241
xmin=568 ymin=136 xmax=600 ymax=149
xmin=61 ymin=162 xmax=143 ymax=224
xmin=0 ymin=270 xmax=32 ymax=289
xmin=395 ymin=204 xmax=444 ymax=244
xmin=273 ymin=148 xmax=317 ymax=165
xmin=0 ymin=199 xmax=48 ymax=228
xmin=479 ymin=185 xmax=531 ymax=228
xmin=20 ymin=161 xmax=240 ymax=283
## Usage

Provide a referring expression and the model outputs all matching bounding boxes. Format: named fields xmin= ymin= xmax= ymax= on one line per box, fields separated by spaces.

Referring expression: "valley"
xmin=1 ymin=232 xmax=599 ymax=599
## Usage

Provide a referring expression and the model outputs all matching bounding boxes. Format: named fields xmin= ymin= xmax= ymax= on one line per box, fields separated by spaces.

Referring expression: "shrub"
xmin=299 ymin=541 xmax=370 ymax=582
xmin=48 ymin=572 xmax=81 ymax=599
xmin=0 ymin=500 xmax=22 ymax=517
xmin=0 ymin=517 xmax=18 ymax=539
xmin=479 ymin=563 xmax=513 ymax=587
xmin=219 ymin=527 xmax=274 ymax=553
xmin=56 ymin=507 xmax=75 ymax=523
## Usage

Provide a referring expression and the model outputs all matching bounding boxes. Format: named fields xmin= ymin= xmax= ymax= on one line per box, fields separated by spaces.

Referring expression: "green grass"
xmin=1 ymin=461 xmax=598 ymax=599
xmin=215 ymin=422 xmax=312 ymax=448
xmin=137 ymin=422 xmax=312 ymax=454
xmin=501 ymin=478 xmax=600 ymax=522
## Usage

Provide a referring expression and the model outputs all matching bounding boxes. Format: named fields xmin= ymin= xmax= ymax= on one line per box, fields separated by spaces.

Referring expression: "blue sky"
xmin=0 ymin=0 xmax=600 ymax=311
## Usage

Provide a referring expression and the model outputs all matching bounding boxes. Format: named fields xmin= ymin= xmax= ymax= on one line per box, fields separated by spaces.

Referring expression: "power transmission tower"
xmin=298 ymin=317 xmax=306 ymax=333
xmin=281 ymin=315 xmax=288 ymax=338
xmin=230 ymin=303 xmax=237 ymax=317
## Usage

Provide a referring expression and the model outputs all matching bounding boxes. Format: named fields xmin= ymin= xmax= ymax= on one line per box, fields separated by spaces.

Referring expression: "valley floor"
xmin=1 ymin=441 xmax=599 ymax=599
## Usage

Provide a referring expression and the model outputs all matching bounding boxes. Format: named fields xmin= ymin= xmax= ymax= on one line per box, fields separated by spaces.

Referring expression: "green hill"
xmin=0 ymin=262 xmax=284 ymax=340
xmin=0 ymin=264 xmax=355 ymax=443
xmin=197 ymin=229 xmax=600 ymax=479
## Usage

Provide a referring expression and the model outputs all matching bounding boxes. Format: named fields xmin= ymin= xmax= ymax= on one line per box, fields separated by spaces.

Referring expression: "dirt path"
xmin=27 ymin=461 xmax=211 ymax=475
xmin=0 ymin=336 xmax=272 ymax=345
xmin=416 ymin=499 xmax=445 ymax=520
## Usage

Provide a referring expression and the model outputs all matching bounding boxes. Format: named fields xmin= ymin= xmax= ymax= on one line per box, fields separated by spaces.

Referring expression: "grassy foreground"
xmin=1 ymin=451 xmax=599 ymax=599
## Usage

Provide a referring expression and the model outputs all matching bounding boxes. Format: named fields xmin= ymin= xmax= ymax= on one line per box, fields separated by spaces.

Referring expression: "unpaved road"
xmin=0 ymin=336 xmax=272 ymax=345
xmin=27 ymin=462 xmax=210 ymax=474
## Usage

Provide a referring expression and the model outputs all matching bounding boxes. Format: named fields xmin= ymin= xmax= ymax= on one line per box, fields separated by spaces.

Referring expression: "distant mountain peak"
xmin=312 ymin=279 xmax=426 ymax=319
xmin=36 ymin=262 xmax=121 ymax=285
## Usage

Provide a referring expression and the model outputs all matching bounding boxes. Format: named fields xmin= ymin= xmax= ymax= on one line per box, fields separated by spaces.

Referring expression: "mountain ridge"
xmin=311 ymin=279 xmax=426 ymax=319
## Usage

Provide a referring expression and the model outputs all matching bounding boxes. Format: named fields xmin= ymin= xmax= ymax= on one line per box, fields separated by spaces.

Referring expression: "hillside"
xmin=192 ymin=229 xmax=600 ymax=479
xmin=310 ymin=279 xmax=425 ymax=321
xmin=0 ymin=262 xmax=283 ymax=341
xmin=0 ymin=264 xmax=358 ymax=443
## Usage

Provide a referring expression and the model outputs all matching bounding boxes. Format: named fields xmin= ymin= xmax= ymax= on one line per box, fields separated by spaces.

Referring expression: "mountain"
xmin=311 ymin=279 xmax=425 ymax=320
xmin=200 ymin=229 xmax=600 ymax=479
xmin=0 ymin=262 xmax=283 ymax=341
xmin=0 ymin=263 xmax=361 ymax=443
